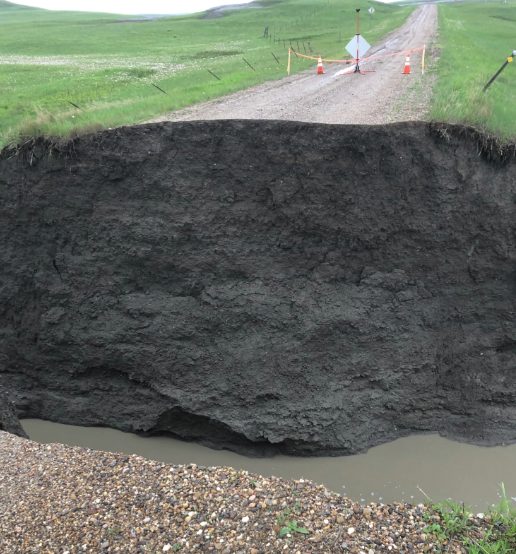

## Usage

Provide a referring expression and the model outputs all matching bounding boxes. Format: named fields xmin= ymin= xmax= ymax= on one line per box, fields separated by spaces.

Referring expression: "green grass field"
xmin=430 ymin=1 xmax=516 ymax=140
xmin=0 ymin=0 xmax=415 ymax=147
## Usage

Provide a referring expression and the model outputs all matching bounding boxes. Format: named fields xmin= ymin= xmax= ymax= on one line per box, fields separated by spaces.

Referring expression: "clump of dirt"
xmin=0 ymin=387 xmax=28 ymax=439
xmin=1 ymin=120 xmax=515 ymax=457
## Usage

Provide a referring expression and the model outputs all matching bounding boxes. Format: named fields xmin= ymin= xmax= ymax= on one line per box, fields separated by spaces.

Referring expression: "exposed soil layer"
xmin=1 ymin=120 xmax=516 ymax=457
xmin=0 ymin=387 xmax=28 ymax=438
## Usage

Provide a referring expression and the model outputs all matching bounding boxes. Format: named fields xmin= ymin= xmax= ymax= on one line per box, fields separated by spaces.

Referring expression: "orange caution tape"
xmin=289 ymin=49 xmax=354 ymax=64
xmin=288 ymin=45 xmax=425 ymax=65
xmin=360 ymin=46 xmax=425 ymax=63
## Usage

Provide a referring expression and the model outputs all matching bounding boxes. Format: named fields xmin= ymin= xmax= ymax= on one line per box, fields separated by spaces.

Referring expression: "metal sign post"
xmin=356 ymin=9 xmax=360 ymax=71
xmin=483 ymin=50 xmax=516 ymax=92
xmin=344 ymin=9 xmax=372 ymax=74
xmin=368 ymin=7 xmax=375 ymax=31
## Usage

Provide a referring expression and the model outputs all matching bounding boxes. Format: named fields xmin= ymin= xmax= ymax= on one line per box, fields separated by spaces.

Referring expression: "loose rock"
xmin=0 ymin=431 xmax=494 ymax=554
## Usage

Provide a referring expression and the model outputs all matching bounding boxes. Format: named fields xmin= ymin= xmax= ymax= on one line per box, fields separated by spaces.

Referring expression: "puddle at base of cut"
xmin=22 ymin=419 xmax=516 ymax=510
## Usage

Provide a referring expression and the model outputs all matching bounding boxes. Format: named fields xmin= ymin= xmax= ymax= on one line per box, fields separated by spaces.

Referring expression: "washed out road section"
xmin=23 ymin=419 xmax=516 ymax=510
xmin=153 ymin=4 xmax=437 ymax=126
xmin=2 ymin=120 xmax=516 ymax=459
xmin=0 ymin=430 xmax=502 ymax=554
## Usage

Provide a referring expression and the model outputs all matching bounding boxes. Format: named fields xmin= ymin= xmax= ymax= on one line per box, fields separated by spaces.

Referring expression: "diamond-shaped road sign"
xmin=368 ymin=7 xmax=375 ymax=14
xmin=345 ymin=35 xmax=371 ymax=59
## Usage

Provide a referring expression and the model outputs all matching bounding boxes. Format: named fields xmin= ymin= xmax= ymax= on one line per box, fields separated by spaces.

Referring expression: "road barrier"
xmin=317 ymin=56 xmax=324 ymax=74
xmin=287 ymin=46 xmax=426 ymax=75
xmin=65 ymin=42 xmax=426 ymax=114
xmin=402 ymin=54 xmax=411 ymax=75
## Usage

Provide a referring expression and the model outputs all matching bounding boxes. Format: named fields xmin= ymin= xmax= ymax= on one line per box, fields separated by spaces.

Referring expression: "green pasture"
xmin=0 ymin=0 xmax=415 ymax=147
xmin=430 ymin=1 xmax=516 ymax=140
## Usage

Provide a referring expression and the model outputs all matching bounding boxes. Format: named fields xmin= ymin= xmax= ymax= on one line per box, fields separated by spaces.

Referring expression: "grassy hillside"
xmin=0 ymin=0 xmax=38 ymax=9
xmin=0 ymin=0 xmax=415 ymax=146
xmin=430 ymin=1 xmax=516 ymax=140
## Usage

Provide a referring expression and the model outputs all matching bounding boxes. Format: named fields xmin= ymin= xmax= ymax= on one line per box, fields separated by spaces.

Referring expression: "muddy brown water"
xmin=22 ymin=419 xmax=516 ymax=510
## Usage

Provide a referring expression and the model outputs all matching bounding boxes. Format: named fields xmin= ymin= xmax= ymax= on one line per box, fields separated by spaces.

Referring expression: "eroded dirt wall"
xmin=0 ymin=387 xmax=28 ymax=439
xmin=1 ymin=120 xmax=515 ymax=456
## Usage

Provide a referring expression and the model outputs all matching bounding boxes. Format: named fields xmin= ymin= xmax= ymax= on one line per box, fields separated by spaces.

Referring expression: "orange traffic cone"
xmin=402 ymin=54 xmax=411 ymax=74
xmin=317 ymin=56 xmax=324 ymax=74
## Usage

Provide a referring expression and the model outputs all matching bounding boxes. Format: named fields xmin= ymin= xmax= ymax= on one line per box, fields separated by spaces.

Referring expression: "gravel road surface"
xmin=0 ymin=431 xmax=462 ymax=554
xmin=153 ymin=4 xmax=438 ymax=126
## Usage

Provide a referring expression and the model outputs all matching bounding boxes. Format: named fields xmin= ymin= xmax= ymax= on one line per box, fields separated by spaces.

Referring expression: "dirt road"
xmin=153 ymin=4 xmax=438 ymax=126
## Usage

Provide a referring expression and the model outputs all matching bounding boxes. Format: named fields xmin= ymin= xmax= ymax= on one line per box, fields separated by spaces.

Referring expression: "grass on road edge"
xmin=430 ymin=1 xmax=516 ymax=142
xmin=421 ymin=484 xmax=516 ymax=554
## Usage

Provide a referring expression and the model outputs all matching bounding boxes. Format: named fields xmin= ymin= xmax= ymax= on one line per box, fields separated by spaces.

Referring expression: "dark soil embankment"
xmin=1 ymin=120 xmax=515 ymax=457
xmin=0 ymin=387 xmax=28 ymax=438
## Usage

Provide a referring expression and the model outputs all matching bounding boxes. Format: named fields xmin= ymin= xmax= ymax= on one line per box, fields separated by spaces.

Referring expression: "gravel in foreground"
xmin=0 ymin=431 xmax=467 ymax=553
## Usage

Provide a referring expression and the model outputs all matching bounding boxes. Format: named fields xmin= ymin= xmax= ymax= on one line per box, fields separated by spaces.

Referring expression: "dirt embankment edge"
xmin=0 ymin=120 xmax=515 ymax=457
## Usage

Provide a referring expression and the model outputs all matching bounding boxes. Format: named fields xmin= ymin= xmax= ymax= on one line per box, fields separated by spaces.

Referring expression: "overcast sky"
xmin=10 ymin=0 xmax=253 ymax=15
